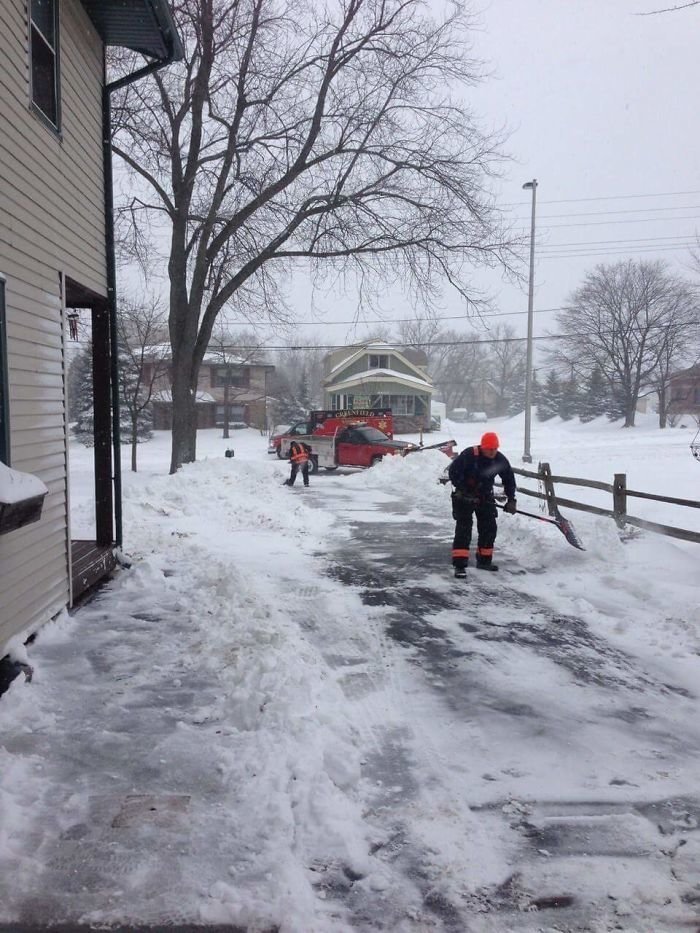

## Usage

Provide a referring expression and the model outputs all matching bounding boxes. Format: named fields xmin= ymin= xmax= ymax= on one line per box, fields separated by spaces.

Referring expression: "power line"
xmin=505 ymin=189 xmax=700 ymax=207
xmin=521 ymin=204 xmax=700 ymax=221
xmin=525 ymin=214 xmax=700 ymax=231
xmin=539 ymin=233 xmax=696 ymax=248
xmin=243 ymin=306 xmax=566 ymax=328
xmin=233 ymin=321 xmax=698 ymax=352
xmin=539 ymin=244 xmax=697 ymax=260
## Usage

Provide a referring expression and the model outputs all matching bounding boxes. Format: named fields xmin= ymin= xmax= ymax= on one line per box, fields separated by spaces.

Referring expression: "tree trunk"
xmin=223 ymin=381 xmax=230 ymax=439
xmin=131 ymin=416 xmax=138 ymax=473
xmin=623 ymin=399 xmax=636 ymax=427
xmin=658 ymin=385 xmax=668 ymax=428
xmin=170 ymin=358 xmax=198 ymax=473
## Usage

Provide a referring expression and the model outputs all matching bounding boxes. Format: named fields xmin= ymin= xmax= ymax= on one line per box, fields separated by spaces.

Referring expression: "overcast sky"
xmin=276 ymin=0 xmax=700 ymax=354
xmin=116 ymin=1 xmax=700 ymax=357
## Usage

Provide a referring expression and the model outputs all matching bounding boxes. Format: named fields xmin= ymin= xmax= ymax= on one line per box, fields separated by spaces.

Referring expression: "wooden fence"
xmin=510 ymin=462 xmax=700 ymax=545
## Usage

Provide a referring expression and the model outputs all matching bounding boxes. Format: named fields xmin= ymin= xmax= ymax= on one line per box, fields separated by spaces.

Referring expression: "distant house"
xmin=668 ymin=364 xmax=700 ymax=418
xmin=1 ymin=0 xmax=181 ymax=654
xmin=150 ymin=352 xmax=275 ymax=431
xmin=322 ymin=344 xmax=433 ymax=433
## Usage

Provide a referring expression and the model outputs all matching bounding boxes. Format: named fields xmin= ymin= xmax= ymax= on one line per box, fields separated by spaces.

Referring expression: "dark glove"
xmin=504 ymin=498 xmax=517 ymax=514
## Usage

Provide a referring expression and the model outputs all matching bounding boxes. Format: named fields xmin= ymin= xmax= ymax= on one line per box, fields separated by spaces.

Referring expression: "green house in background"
xmin=323 ymin=343 xmax=433 ymax=433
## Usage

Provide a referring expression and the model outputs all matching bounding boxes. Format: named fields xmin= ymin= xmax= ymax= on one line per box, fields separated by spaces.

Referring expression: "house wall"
xmin=332 ymin=352 xmax=419 ymax=382
xmin=669 ymin=369 xmax=700 ymax=416
xmin=151 ymin=364 xmax=271 ymax=430
xmin=0 ymin=0 xmax=106 ymax=651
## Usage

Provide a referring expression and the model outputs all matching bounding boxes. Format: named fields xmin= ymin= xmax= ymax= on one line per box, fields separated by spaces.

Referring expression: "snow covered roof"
xmin=326 ymin=367 xmax=433 ymax=393
xmin=0 ymin=461 xmax=48 ymax=504
xmin=152 ymin=390 xmax=217 ymax=404
xmin=328 ymin=345 xmax=430 ymax=382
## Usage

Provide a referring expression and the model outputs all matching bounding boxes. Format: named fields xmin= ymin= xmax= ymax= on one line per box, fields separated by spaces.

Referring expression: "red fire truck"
xmin=274 ymin=409 xmax=455 ymax=473
xmin=268 ymin=409 xmax=394 ymax=457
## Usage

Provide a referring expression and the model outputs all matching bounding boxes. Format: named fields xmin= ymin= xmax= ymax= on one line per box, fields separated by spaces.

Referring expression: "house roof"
xmin=326 ymin=367 xmax=433 ymax=394
xmin=671 ymin=363 xmax=700 ymax=379
xmin=80 ymin=0 xmax=184 ymax=60
xmin=152 ymin=390 xmax=216 ymax=404
xmin=327 ymin=344 xmax=430 ymax=383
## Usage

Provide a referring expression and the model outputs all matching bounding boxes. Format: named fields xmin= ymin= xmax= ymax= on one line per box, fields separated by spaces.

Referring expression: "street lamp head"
xmin=522 ymin=179 xmax=538 ymax=190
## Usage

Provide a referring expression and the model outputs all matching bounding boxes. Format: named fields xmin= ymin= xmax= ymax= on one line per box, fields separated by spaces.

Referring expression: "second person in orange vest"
xmin=284 ymin=439 xmax=312 ymax=487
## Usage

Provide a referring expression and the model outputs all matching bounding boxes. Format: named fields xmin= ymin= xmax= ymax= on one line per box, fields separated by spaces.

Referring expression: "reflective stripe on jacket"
xmin=290 ymin=441 xmax=310 ymax=463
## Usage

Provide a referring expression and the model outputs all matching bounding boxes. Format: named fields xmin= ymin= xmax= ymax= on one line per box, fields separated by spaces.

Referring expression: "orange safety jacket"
xmin=290 ymin=441 xmax=310 ymax=464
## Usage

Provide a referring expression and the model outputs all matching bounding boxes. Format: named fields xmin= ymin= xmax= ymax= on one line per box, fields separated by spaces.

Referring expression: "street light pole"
xmin=522 ymin=178 xmax=538 ymax=464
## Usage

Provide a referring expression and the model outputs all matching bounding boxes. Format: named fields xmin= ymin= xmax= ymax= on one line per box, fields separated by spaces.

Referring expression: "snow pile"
xmin=0 ymin=423 xmax=699 ymax=930
xmin=0 ymin=460 xmax=47 ymax=503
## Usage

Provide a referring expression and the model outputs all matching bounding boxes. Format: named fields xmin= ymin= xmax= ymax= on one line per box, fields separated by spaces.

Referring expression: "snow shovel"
xmin=403 ymin=439 xmax=457 ymax=456
xmin=496 ymin=503 xmax=585 ymax=551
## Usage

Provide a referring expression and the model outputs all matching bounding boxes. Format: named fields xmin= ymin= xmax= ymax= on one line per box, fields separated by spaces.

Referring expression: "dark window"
xmin=29 ymin=0 xmax=60 ymax=128
xmin=369 ymin=354 xmax=389 ymax=369
xmin=0 ymin=280 xmax=9 ymax=464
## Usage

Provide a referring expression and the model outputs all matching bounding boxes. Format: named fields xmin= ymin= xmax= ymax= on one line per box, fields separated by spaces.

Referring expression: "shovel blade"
xmin=554 ymin=511 xmax=586 ymax=550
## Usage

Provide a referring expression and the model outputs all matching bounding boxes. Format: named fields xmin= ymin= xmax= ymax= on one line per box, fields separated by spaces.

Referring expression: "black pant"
xmin=288 ymin=461 xmax=309 ymax=486
xmin=451 ymin=493 xmax=497 ymax=565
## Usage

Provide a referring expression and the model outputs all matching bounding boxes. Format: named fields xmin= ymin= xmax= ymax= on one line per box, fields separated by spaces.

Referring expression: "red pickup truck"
xmin=269 ymin=408 xmax=393 ymax=457
xmin=278 ymin=420 xmax=456 ymax=473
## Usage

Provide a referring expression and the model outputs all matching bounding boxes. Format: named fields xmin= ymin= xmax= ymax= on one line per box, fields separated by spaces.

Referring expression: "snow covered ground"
xmin=0 ymin=414 xmax=699 ymax=931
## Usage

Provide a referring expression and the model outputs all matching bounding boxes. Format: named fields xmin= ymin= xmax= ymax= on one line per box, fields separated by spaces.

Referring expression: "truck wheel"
xmin=309 ymin=456 xmax=319 ymax=474
xmin=324 ymin=466 xmax=338 ymax=472
xmin=370 ymin=455 xmax=383 ymax=467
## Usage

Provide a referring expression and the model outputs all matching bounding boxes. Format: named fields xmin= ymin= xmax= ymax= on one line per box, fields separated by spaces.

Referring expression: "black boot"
xmin=453 ymin=563 xmax=467 ymax=579
xmin=476 ymin=557 xmax=499 ymax=572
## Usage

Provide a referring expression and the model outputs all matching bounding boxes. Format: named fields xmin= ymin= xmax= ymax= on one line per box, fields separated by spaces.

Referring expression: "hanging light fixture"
xmin=66 ymin=308 xmax=80 ymax=340
xmin=691 ymin=426 xmax=700 ymax=462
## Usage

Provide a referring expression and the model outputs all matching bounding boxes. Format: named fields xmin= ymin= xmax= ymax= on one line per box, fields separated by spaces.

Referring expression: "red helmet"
xmin=480 ymin=432 xmax=500 ymax=450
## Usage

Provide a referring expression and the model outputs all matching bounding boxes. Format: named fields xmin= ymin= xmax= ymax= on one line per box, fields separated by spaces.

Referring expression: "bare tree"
xmin=427 ymin=329 xmax=488 ymax=412
xmin=111 ymin=0 xmax=519 ymax=472
xmin=482 ymin=322 xmax=526 ymax=415
xmin=638 ymin=2 xmax=699 ymax=13
xmin=116 ymin=299 xmax=170 ymax=471
xmin=553 ymin=260 xmax=698 ymax=427
xmin=207 ymin=325 xmax=269 ymax=436
xmin=397 ymin=312 xmax=444 ymax=350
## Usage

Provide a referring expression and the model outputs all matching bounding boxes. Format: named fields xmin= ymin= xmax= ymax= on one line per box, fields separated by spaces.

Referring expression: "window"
xmin=29 ymin=0 xmax=60 ymax=129
xmin=369 ymin=354 xmax=389 ymax=369
xmin=370 ymin=393 xmax=415 ymax=415
xmin=211 ymin=365 xmax=250 ymax=388
xmin=0 ymin=280 xmax=9 ymax=464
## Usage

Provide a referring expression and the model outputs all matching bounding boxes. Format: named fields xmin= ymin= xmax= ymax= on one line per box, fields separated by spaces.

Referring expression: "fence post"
xmin=539 ymin=462 xmax=558 ymax=517
xmin=613 ymin=473 xmax=627 ymax=527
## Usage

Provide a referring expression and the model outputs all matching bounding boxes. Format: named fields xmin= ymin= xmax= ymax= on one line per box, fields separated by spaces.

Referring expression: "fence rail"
xmin=510 ymin=462 xmax=700 ymax=545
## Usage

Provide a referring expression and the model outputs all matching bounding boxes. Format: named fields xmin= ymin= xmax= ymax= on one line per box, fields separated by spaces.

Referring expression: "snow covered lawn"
xmin=0 ymin=415 xmax=699 ymax=931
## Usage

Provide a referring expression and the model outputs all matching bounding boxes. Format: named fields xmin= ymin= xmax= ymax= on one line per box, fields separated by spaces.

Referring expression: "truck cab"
xmin=334 ymin=425 xmax=412 ymax=468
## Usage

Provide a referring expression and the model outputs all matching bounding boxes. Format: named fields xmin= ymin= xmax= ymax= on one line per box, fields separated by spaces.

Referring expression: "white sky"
xmin=263 ymin=0 xmax=700 ymax=353
xmin=116 ymin=0 xmax=700 ymax=362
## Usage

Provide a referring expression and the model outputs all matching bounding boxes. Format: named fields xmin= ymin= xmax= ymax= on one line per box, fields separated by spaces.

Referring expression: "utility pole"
xmin=522 ymin=178 xmax=538 ymax=464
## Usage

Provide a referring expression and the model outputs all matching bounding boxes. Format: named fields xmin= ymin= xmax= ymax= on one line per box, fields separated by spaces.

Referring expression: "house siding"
xmin=0 ymin=0 xmax=106 ymax=652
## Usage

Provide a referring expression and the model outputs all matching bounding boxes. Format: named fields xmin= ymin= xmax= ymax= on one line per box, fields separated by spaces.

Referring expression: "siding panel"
xmin=0 ymin=0 xmax=108 ymax=652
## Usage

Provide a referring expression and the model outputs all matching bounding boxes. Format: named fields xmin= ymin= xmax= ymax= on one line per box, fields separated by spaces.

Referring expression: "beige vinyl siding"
xmin=0 ymin=0 xmax=107 ymax=651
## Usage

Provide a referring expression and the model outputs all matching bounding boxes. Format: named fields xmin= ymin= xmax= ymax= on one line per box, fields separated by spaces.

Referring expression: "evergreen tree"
xmin=69 ymin=342 xmax=95 ymax=446
xmin=605 ymin=379 xmax=626 ymax=422
xmin=558 ymin=373 xmax=579 ymax=420
xmin=296 ymin=365 xmax=313 ymax=415
xmin=537 ymin=370 xmax=560 ymax=421
xmin=578 ymin=367 xmax=607 ymax=422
